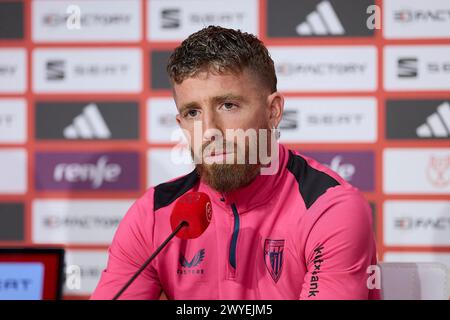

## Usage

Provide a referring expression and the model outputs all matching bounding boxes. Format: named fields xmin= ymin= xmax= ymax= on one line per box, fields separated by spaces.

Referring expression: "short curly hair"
xmin=166 ymin=25 xmax=277 ymax=92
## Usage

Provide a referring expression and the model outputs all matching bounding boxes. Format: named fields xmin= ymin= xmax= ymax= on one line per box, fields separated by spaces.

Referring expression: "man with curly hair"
xmin=92 ymin=26 xmax=379 ymax=300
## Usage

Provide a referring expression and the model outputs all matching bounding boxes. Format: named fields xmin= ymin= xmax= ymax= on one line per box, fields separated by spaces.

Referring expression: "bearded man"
xmin=92 ymin=26 xmax=379 ymax=300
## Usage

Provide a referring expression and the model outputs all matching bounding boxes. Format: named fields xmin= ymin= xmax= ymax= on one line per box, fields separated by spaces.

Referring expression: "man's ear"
xmin=267 ymin=91 xmax=284 ymax=128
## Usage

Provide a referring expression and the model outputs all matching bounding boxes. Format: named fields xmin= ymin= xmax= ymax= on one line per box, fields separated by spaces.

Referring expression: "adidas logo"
xmin=296 ymin=0 xmax=345 ymax=35
xmin=63 ymin=103 xmax=112 ymax=139
xmin=416 ymin=102 xmax=450 ymax=138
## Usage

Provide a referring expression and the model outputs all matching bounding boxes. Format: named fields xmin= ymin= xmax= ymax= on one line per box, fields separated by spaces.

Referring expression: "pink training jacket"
xmin=91 ymin=144 xmax=380 ymax=300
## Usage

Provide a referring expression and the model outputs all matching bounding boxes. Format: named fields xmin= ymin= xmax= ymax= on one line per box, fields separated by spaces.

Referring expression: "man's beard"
xmin=192 ymin=138 xmax=265 ymax=193
xmin=196 ymin=161 xmax=261 ymax=193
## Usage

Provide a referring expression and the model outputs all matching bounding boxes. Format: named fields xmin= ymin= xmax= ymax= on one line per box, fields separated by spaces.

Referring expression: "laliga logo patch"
xmin=264 ymin=239 xmax=285 ymax=283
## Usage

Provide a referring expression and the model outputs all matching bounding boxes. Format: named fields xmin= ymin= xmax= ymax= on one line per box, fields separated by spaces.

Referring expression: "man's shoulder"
xmin=151 ymin=169 xmax=200 ymax=211
xmin=287 ymin=149 xmax=348 ymax=185
xmin=285 ymin=149 xmax=353 ymax=210
xmin=128 ymin=169 xmax=200 ymax=224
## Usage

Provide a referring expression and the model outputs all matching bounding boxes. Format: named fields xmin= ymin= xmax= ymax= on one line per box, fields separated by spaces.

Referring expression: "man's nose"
xmin=202 ymin=111 xmax=223 ymax=143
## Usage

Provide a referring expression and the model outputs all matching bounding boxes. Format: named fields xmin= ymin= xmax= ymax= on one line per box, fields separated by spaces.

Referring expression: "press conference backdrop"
xmin=0 ymin=0 xmax=449 ymax=299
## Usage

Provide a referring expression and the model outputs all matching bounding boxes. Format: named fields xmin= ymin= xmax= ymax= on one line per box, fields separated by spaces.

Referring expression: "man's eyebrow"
xmin=210 ymin=94 xmax=246 ymax=105
xmin=178 ymin=102 xmax=199 ymax=114
xmin=178 ymin=94 xmax=246 ymax=114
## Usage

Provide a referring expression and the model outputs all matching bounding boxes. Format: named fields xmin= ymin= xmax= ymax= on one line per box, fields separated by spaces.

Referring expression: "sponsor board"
xmin=0 ymin=49 xmax=26 ymax=93
xmin=34 ymin=152 xmax=140 ymax=191
xmin=383 ymin=149 xmax=450 ymax=194
xmin=0 ymin=203 xmax=24 ymax=241
xmin=384 ymin=200 xmax=450 ymax=247
xmin=279 ymin=98 xmax=377 ymax=143
xmin=32 ymin=199 xmax=133 ymax=245
xmin=384 ymin=0 xmax=450 ymax=39
xmin=384 ymin=46 xmax=450 ymax=91
xmin=0 ymin=148 xmax=27 ymax=194
xmin=64 ymin=250 xmax=108 ymax=296
xmin=33 ymin=48 xmax=142 ymax=93
xmin=32 ymin=0 xmax=141 ymax=42
xmin=386 ymin=100 xmax=450 ymax=140
xmin=0 ymin=99 xmax=27 ymax=144
xmin=267 ymin=0 xmax=374 ymax=38
xmin=35 ymin=101 xmax=139 ymax=140
xmin=147 ymin=0 xmax=258 ymax=41
xmin=270 ymin=46 xmax=377 ymax=92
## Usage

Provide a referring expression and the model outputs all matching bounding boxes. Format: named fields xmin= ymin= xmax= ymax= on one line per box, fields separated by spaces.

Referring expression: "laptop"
xmin=0 ymin=248 xmax=64 ymax=300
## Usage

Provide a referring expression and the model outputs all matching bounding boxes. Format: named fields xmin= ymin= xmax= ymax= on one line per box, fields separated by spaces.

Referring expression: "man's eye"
xmin=222 ymin=103 xmax=237 ymax=110
xmin=185 ymin=109 xmax=199 ymax=118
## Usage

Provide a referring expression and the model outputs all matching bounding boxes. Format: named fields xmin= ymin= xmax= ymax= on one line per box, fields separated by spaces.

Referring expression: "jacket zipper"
xmin=229 ymin=203 xmax=240 ymax=277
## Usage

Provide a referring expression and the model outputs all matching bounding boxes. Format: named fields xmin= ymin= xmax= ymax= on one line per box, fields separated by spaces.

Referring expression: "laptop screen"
xmin=0 ymin=248 xmax=64 ymax=300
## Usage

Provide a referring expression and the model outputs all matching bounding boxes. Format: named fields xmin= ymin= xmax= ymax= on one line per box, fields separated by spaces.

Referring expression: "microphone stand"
xmin=112 ymin=221 xmax=188 ymax=300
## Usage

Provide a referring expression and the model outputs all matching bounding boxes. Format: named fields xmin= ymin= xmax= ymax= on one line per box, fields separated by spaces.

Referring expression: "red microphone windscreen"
xmin=170 ymin=192 xmax=212 ymax=240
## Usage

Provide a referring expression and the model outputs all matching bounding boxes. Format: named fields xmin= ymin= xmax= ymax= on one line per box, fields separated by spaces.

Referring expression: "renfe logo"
xmin=53 ymin=156 xmax=120 ymax=189
xmin=35 ymin=152 xmax=139 ymax=191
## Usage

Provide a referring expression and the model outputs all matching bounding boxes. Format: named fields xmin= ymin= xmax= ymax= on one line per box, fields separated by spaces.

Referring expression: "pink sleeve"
xmin=299 ymin=189 xmax=379 ymax=300
xmin=90 ymin=191 xmax=162 ymax=300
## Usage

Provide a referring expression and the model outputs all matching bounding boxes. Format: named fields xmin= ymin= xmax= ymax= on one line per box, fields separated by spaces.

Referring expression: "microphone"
xmin=112 ymin=192 xmax=212 ymax=300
